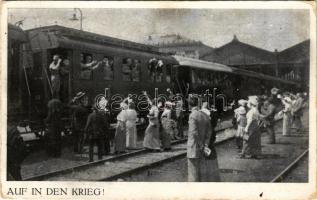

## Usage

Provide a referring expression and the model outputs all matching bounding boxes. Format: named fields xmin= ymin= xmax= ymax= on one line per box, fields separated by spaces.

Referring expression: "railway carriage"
xmin=8 ymin=24 xmax=300 ymax=130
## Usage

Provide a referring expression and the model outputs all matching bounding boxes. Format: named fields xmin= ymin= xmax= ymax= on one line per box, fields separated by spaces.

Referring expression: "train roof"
xmin=173 ymin=55 xmax=298 ymax=85
xmin=8 ymin=23 xmax=28 ymax=42
xmin=26 ymin=25 xmax=164 ymax=54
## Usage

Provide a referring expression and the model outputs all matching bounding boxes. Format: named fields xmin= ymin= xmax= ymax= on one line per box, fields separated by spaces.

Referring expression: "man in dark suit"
xmin=187 ymin=97 xmax=212 ymax=182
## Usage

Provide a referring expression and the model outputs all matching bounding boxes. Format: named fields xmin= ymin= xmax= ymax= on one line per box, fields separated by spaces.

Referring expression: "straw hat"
xmin=238 ymin=99 xmax=248 ymax=106
xmin=75 ymin=91 xmax=86 ymax=99
xmin=235 ymin=106 xmax=246 ymax=115
xmin=248 ymin=96 xmax=259 ymax=106
xmin=271 ymin=88 xmax=279 ymax=95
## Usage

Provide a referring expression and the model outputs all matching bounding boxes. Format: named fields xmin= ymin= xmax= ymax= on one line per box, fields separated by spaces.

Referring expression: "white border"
xmin=1 ymin=2 xmax=316 ymax=199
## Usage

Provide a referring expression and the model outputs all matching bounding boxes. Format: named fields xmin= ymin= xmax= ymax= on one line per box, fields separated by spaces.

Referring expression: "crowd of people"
xmin=233 ymin=88 xmax=307 ymax=159
xmin=41 ymin=86 xmax=307 ymax=182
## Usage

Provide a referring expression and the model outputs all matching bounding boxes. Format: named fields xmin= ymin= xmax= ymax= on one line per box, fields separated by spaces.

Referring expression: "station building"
xmin=146 ymin=34 xmax=309 ymax=90
xmin=145 ymin=34 xmax=213 ymax=59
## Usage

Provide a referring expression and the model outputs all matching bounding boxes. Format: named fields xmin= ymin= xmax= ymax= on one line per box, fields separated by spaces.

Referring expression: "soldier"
xmin=260 ymin=98 xmax=276 ymax=144
xmin=45 ymin=99 xmax=63 ymax=157
xmin=84 ymin=105 xmax=110 ymax=162
xmin=49 ymin=55 xmax=62 ymax=99
xmin=68 ymin=92 xmax=90 ymax=154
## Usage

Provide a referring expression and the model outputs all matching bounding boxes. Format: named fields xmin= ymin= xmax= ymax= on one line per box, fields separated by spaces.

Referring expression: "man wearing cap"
xmin=68 ymin=92 xmax=90 ymax=154
xmin=84 ymin=104 xmax=110 ymax=162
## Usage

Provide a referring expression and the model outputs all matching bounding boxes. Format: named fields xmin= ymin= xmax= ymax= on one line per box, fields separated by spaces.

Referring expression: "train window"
xmin=79 ymin=53 xmax=99 ymax=80
xmin=122 ymin=58 xmax=140 ymax=82
xmin=148 ymin=58 xmax=164 ymax=82
xmin=166 ymin=64 xmax=172 ymax=83
xmin=101 ymin=56 xmax=114 ymax=80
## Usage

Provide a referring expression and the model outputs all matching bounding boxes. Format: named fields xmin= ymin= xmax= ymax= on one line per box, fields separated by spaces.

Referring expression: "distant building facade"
xmin=145 ymin=34 xmax=213 ymax=59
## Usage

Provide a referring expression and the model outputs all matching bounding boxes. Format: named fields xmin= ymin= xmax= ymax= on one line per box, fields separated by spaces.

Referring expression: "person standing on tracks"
xmin=114 ymin=102 xmax=128 ymax=154
xmin=187 ymin=97 xmax=219 ymax=181
xmin=234 ymin=99 xmax=248 ymax=150
xmin=259 ymin=97 xmax=277 ymax=144
xmin=126 ymin=102 xmax=138 ymax=149
xmin=292 ymin=93 xmax=304 ymax=134
xmin=84 ymin=104 xmax=110 ymax=162
xmin=69 ymin=92 xmax=90 ymax=154
xmin=239 ymin=96 xmax=261 ymax=159
xmin=49 ymin=55 xmax=62 ymax=99
xmin=143 ymin=94 xmax=162 ymax=152
xmin=44 ymin=99 xmax=63 ymax=157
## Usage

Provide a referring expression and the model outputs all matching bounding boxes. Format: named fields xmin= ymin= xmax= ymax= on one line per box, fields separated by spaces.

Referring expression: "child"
xmin=234 ymin=99 xmax=247 ymax=150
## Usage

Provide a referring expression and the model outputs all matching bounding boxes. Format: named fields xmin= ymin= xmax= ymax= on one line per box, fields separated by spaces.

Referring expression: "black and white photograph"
xmin=1 ymin=1 xmax=316 ymax=199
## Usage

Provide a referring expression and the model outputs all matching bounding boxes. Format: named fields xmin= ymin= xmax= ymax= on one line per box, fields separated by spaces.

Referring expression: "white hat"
xmin=235 ymin=106 xmax=246 ymax=115
xmin=238 ymin=99 xmax=248 ymax=106
xmin=271 ymin=88 xmax=279 ymax=95
xmin=248 ymin=96 xmax=258 ymax=106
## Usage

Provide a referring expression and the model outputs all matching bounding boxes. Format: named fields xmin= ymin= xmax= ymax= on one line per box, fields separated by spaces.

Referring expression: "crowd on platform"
xmin=7 ymin=83 xmax=307 ymax=181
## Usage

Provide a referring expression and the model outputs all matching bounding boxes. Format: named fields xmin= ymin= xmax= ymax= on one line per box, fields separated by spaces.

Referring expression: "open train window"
xmin=101 ymin=56 xmax=114 ymax=80
xmin=79 ymin=53 xmax=100 ymax=80
xmin=122 ymin=58 xmax=140 ymax=82
xmin=148 ymin=58 xmax=164 ymax=82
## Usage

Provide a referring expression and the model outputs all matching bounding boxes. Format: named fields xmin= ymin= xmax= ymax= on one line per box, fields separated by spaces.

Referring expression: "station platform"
xmin=21 ymin=117 xmax=233 ymax=179
xmin=20 ymin=109 xmax=308 ymax=182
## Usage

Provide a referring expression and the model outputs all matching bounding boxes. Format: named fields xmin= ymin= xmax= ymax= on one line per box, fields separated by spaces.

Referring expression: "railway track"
xmin=270 ymin=149 xmax=309 ymax=182
xmin=23 ymin=125 xmax=234 ymax=181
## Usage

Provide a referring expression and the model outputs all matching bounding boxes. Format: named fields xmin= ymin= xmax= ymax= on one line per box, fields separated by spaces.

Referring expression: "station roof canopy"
xmin=173 ymin=55 xmax=297 ymax=85
xmin=173 ymin=55 xmax=233 ymax=72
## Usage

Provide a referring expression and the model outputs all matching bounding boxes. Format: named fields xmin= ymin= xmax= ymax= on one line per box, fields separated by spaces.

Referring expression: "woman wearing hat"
xmin=114 ymin=102 xmax=128 ymax=154
xmin=240 ymin=96 xmax=261 ymax=159
xmin=279 ymin=95 xmax=293 ymax=136
xmin=143 ymin=96 xmax=161 ymax=151
xmin=160 ymin=101 xmax=174 ymax=150
xmin=234 ymin=99 xmax=248 ymax=150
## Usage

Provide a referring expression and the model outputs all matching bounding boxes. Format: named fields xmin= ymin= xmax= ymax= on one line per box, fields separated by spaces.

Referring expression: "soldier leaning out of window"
xmin=80 ymin=55 xmax=101 ymax=71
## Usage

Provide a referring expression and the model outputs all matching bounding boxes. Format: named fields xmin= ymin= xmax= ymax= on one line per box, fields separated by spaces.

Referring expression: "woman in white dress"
xmin=126 ymin=102 xmax=138 ymax=149
xmin=114 ymin=102 xmax=128 ymax=154
xmin=279 ymin=95 xmax=293 ymax=136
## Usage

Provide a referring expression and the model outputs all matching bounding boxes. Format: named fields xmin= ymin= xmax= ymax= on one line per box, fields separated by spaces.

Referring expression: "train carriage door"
xmin=48 ymin=48 xmax=72 ymax=103
xmin=175 ymin=65 xmax=191 ymax=96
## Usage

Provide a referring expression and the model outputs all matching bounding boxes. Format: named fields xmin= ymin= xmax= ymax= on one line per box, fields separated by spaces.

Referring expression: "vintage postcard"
xmin=0 ymin=1 xmax=316 ymax=199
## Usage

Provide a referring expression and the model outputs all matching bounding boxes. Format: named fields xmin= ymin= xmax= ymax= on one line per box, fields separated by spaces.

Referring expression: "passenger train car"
xmin=8 ymin=24 xmax=300 ymax=126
